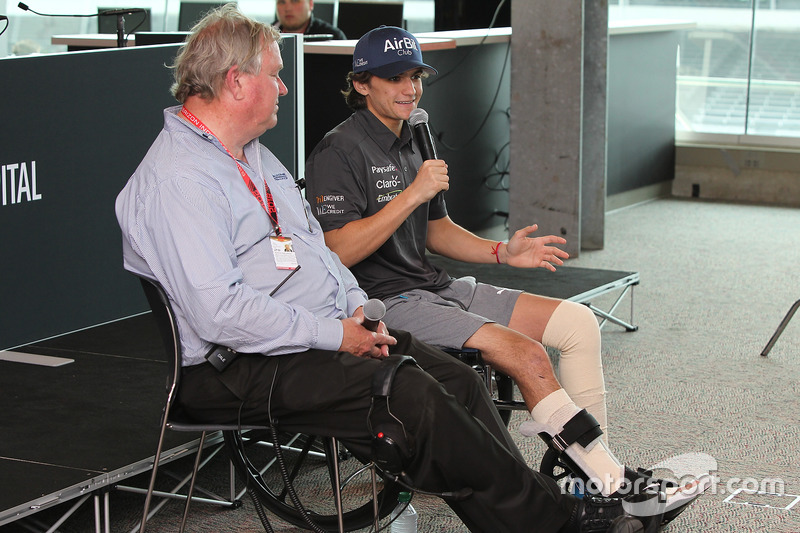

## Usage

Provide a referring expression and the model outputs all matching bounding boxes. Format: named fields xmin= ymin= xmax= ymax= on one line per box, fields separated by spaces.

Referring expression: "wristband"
xmin=491 ymin=242 xmax=503 ymax=264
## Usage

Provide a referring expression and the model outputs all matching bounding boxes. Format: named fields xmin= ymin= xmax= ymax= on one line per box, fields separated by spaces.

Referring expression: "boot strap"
xmin=546 ymin=409 xmax=603 ymax=453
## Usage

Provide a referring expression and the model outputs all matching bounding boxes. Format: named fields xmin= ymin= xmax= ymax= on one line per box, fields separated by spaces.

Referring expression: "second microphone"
xmin=362 ymin=298 xmax=386 ymax=332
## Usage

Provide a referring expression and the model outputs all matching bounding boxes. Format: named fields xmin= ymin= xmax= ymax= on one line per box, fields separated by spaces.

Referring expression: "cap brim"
xmin=367 ymin=60 xmax=438 ymax=78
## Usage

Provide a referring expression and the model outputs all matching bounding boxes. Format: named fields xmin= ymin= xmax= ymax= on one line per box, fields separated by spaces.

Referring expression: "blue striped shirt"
xmin=116 ymin=106 xmax=367 ymax=366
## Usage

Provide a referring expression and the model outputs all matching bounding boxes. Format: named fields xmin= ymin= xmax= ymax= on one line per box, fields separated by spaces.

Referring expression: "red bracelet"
xmin=491 ymin=242 xmax=503 ymax=264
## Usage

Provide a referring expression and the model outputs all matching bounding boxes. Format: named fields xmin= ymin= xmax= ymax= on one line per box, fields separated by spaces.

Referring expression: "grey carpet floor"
xmin=546 ymin=198 xmax=800 ymax=533
xmin=3 ymin=198 xmax=799 ymax=532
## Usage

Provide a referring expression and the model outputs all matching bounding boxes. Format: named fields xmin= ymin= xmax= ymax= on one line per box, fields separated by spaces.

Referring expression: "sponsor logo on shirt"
xmin=375 ymin=178 xmax=400 ymax=189
xmin=314 ymin=194 xmax=346 ymax=216
xmin=272 ymin=172 xmax=289 ymax=181
xmin=315 ymin=194 xmax=345 ymax=204
xmin=369 ymin=163 xmax=402 ymax=195
xmin=377 ymin=190 xmax=402 ymax=203
xmin=316 ymin=204 xmax=345 ymax=216
xmin=371 ymin=164 xmax=397 ymax=174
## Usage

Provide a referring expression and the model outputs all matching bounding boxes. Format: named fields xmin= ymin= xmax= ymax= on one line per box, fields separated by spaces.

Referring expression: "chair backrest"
xmin=138 ymin=277 xmax=183 ymax=400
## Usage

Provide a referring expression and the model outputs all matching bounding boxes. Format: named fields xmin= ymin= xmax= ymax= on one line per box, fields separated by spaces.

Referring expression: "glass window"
xmin=611 ymin=0 xmax=800 ymax=141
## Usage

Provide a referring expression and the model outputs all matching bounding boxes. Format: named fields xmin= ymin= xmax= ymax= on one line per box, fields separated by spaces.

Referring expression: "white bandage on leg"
xmin=522 ymin=389 xmax=625 ymax=496
xmin=542 ymin=301 xmax=607 ymax=439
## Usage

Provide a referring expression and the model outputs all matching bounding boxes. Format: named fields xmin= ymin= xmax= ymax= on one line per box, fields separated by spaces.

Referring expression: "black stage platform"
xmin=0 ymin=313 xmax=198 ymax=531
xmin=0 ymin=262 xmax=638 ymax=531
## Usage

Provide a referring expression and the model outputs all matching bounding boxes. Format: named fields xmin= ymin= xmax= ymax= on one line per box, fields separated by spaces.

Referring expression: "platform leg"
xmin=761 ymin=299 xmax=800 ymax=357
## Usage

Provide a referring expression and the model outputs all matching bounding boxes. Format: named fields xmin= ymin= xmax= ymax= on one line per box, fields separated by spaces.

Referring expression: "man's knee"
xmin=543 ymin=301 xmax=601 ymax=355
xmin=379 ymin=364 xmax=453 ymax=427
xmin=475 ymin=325 xmax=549 ymax=363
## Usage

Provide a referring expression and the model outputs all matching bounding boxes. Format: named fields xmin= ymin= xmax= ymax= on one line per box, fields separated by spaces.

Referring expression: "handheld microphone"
xmin=362 ymin=298 xmax=386 ymax=332
xmin=408 ymin=108 xmax=438 ymax=161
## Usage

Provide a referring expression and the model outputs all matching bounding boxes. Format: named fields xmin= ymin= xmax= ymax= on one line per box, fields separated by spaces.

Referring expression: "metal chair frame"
xmin=133 ymin=277 xmax=353 ymax=533
xmin=442 ymin=347 xmax=527 ymax=425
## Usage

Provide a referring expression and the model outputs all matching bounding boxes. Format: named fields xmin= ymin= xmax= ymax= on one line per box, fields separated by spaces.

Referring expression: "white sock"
xmin=523 ymin=389 xmax=625 ymax=496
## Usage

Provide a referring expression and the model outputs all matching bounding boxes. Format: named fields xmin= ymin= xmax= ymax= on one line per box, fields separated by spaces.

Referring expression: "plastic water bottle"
xmin=390 ymin=491 xmax=417 ymax=533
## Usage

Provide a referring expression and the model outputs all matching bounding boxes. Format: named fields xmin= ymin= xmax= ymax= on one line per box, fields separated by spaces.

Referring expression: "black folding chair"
xmin=132 ymin=276 xmax=397 ymax=532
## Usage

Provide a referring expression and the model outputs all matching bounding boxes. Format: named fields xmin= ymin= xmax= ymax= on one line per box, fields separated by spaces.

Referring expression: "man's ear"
xmin=224 ymin=66 xmax=245 ymax=99
xmin=353 ymin=79 xmax=369 ymax=97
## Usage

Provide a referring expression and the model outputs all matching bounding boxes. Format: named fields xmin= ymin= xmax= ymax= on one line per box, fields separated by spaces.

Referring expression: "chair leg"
xmin=371 ymin=463 xmax=380 ymax=532
xmin=139 ymin=420 xmax=171 ymax=533
xmin=179 ymin=430 xmax=207 ymax=533
xmin=323 ymin=437 xmax=345 ymax=533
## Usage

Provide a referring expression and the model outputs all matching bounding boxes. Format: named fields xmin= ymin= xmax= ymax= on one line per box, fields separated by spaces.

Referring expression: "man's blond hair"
xmin=171 ymin=3 xmax=281 ymax=103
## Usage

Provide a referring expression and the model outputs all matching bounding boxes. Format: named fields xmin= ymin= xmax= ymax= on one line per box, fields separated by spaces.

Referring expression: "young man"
xmin=305 ymin=26 xmax=708 ymax=513
xmin=115 ymin=7 xmax=656 ymax=532
xmin=273 ymin=0 xmax=346 ymax=39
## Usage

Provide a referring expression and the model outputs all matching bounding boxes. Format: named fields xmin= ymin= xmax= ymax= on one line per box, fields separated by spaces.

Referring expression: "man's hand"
xmin=339 ymin=310 xmax=396 ymax=359
xmin=406 ymin=159 xmax=449 ymax=204
xmin=501 ymin=224 xmax=570 ymax=271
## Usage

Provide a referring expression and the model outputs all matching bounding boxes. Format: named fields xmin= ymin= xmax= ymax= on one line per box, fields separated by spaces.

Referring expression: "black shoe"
xmin=559 ymin=494 xmax=662 ymax=533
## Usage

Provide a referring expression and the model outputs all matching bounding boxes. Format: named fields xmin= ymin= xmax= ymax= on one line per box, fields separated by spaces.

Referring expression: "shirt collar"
xmin=164 ymin=105 xmax=259 ymax=156
xmin=164 ymin=105 xmax=260 ymax=167
xmin=354 ymin=108 xmax=414 ymax=155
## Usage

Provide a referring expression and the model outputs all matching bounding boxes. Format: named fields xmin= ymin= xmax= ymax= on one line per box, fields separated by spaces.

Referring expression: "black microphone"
xmin=362 ymin=299 xmax=386 ymax=332
xmin=18 ymin=3 xmax=144 ymax=16
xmin=408 ymin=108 xmax=438 ymax=161
xmin=18 ymin=2 xmax=80 ymax=16
xmin=18 ymin=3 xmax=146 ymax=48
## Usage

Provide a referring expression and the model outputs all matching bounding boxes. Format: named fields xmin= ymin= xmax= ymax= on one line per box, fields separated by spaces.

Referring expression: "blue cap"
xmin=352 ymin=26 xmax=437 ymax=78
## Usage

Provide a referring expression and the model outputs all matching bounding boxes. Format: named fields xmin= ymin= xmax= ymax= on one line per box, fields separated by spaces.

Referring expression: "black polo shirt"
xmin=306 ymin=108 xmax=451 ymax=300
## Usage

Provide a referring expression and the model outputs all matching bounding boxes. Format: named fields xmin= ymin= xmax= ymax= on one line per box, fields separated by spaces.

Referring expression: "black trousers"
xmin=178 ymin=329 xmax=575 ymax=532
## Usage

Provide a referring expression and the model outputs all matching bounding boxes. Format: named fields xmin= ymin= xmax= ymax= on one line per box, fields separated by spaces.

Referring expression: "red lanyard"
xmin=181 ymin=106 xmax=282 ymax=236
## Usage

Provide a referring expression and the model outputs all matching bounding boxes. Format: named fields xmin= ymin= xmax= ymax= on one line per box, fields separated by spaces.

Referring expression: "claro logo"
xmin=375 ymin=179 xmax=400 ymax=189
xmin=2 ymin=161 xmax=42 ymax=206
